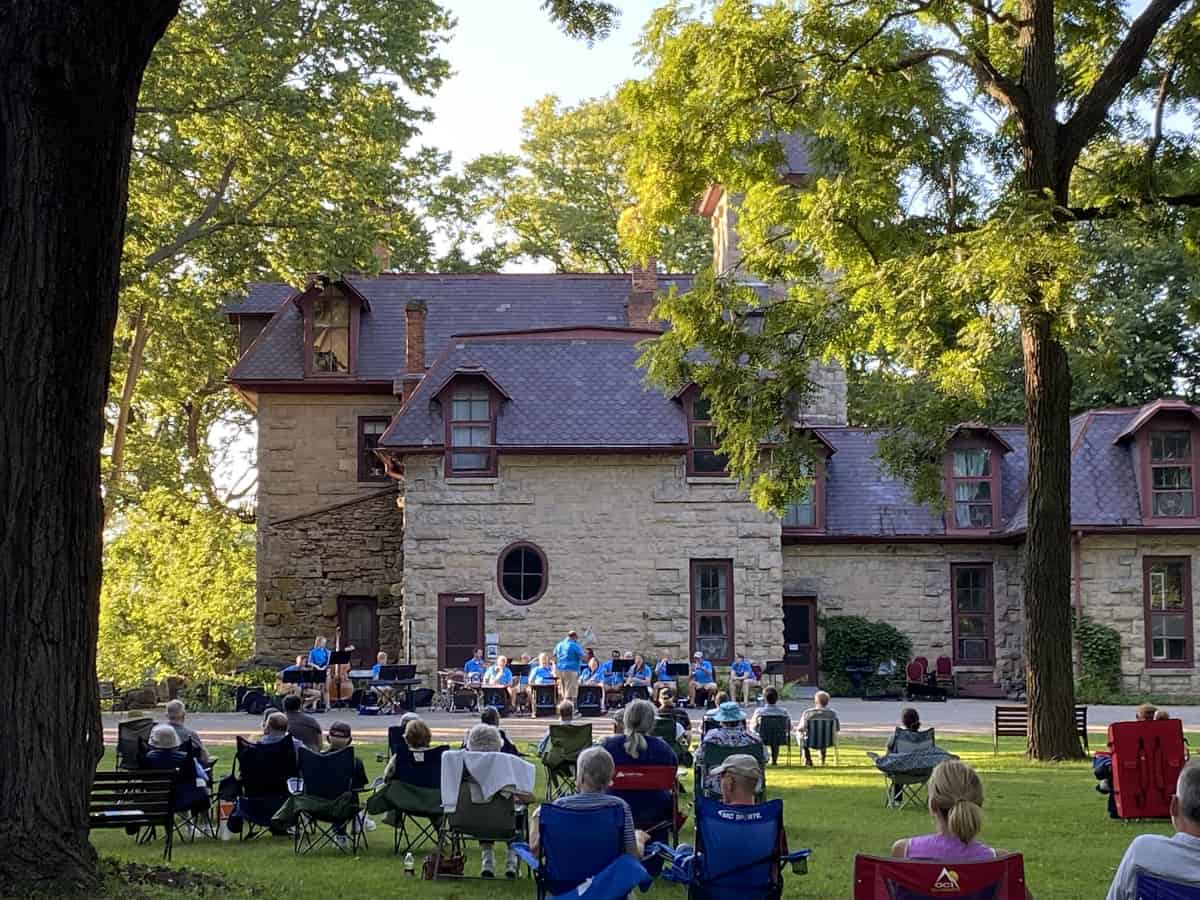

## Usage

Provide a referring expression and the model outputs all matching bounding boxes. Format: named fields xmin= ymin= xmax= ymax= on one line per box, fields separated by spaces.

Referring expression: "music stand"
xmin=760 ymin=660 xmax=785 ymax=689
xmin=281 ymin=669 xmax=325 ymax=685
xmin=509 ymin=663 xmax=531 ymax=678
xmin=533 ymin=680 xmax=558 ymax=717
xmin=577 ymin=684 xmax=603 ymax=716
xmin=664 ymin=663 xmax=690 ymax=678
xmin=612 ymin=659 xmax=634 ymax=675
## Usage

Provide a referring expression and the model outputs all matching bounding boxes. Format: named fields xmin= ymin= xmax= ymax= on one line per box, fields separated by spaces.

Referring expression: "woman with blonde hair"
xmin=892 ymin=760 xmax=995 ymax=861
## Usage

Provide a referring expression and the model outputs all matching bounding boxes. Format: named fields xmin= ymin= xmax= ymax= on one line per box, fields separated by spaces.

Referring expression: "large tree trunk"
xmin=0 ymin=1 xmax=178 ymax=888
xmin=1020 ymin=307 xmax=1083 ymax=759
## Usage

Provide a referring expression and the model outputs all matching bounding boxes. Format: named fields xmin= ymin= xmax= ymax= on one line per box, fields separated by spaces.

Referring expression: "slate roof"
xmin=227 ymin=273 xmax=693 ymax=383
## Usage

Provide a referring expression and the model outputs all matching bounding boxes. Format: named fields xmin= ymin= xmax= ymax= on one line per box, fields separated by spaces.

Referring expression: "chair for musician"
xmin=867 ymin=727 xmax=950 ymax=811
xmin=652 ymin=797 xmax=811 ymax=900
xmin=695 ymin=742 xmax=767 ymax=802
xmin=273 ymin=746 xmax=363 ymax=855
xmin=542 ymin=723 xmax=593 ymax=800
xmin=115 ymin=718 xmax=155 ymax=770
xmin=512 ymin=803 xmax=654 ymax=900
xmin=1136 ymin=871 xmax=1200 ymax=899
xmin=225 ymin=735 xmax=298 ymax=840
xmin=852 ymin=853 xmax=1026 ymax=900
xmin=904 ymin=658 xmax=947 ymax=702
xmin=366 ymin=743 xmax=449 ymax=855
xmin=755 ymin=716 xmax=792 ymax=767
xmin=435 ymin=775 xmax=529 ymax=879
xmin=800 ymin=712 xmax=839 ymax=766
xmin=934 ymin=656 xmax=955 ymax=695
xmin=612 ymin=764 xmax=683 ymax=846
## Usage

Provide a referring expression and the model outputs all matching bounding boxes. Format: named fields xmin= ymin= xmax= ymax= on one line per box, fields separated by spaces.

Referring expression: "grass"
xmin=87 ymin=733 xmax=1190 ymax=899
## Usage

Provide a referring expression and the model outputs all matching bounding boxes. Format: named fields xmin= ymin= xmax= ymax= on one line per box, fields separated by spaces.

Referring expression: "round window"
xmin=497 ymin=542 xmax=547 ymax=605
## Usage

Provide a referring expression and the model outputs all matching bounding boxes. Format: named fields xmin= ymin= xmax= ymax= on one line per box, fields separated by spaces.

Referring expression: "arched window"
xmin=497 ymin=542 xmax=547 ymax=605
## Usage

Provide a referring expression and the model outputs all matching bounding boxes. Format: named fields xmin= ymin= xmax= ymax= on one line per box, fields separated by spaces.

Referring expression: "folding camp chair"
xmin=141 ymin=738 xmax=216 ymax=842
xmin=115 ymin=718 xmax=155 ymax=770
xmin=653 ymin=717 xmax=693 ymax=767
xmin=852 ymin=852 xmax=1025 ymax=899
xmin=1135 ymin=870 xmax=1200 ymax=899
xmin=278 ymin=746 xmax=364 ymax=855
xmin=755 ymin=716 xmax=792 ymax=766
xmin=652 ymin=797 xmax=811 ymax=900
xmin=695 ymin=741 xmax=766 ymax=801
xmin=365 ymin=744 xmax=449 ymax=854
xmin=612 ymin=764 xmax=683 ymax=846
xmin=867 ymin=727 xmax=948 ymax=811
xmin=512 ymin=803 xmax=653 ymax=900
xmin=541 ymin=723 xmax=592 ymax=800
xmin=435 ymin=776 xmax=529 ymax=879
xmin=226 ymin=736 xmax=297 ymax=840
xmin=799 ymin=712 xmax=839 ymax=766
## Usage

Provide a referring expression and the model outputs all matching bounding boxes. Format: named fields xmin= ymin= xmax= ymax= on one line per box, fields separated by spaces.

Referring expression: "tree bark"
xmin=105 ymin=307 xmax=151 ymax=523
xmin=0 ymin=0 xmax=179 ymax=889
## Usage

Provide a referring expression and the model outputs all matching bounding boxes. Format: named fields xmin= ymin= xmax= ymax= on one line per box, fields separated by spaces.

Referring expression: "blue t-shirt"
xmin=654 ymin=661 xmax=671 ymax=681
xmin=692 ymin=660 xmax=714 ymax=685
xmin=530 ymin=665 xmax=555 ymax=685
xmin=308 ymin=647 xmax=330 ymax=668
xmin=628 ymin=664 xmax=652 ymax=683
xmin=600 ymin=660 xmax=623 ymax=687
xmin=554 ymin=638 xmax=584 ymax=672
xmin=580 ymin=666 xmax=604 ymax=685
xmin=484 ymin=665 xmax=513 ymax=686
xmin=370 ymin=663 xmax=382 ymax=678
xmin=464 ymin=658 xmax=486 ymax=677
xmin=731 ymin=660 xmax=753 ymax=678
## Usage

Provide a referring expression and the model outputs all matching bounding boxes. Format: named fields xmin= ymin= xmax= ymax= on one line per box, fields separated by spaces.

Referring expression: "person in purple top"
xmin=891 ymin=760 xmax=997 ymax=862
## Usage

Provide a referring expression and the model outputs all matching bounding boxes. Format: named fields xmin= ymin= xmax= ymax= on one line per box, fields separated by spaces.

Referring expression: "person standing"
xmin=308 ymin=635 xmax=330 ymax=710
xmin=554 ymin=629 xmax=584 ymax=703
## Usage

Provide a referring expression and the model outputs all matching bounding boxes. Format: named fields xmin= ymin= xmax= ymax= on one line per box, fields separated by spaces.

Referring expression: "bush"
xmin=1073 ymin=615 xmax=1122 ymax=703
xmin=819 ymin=615 xmax=912 ymax=696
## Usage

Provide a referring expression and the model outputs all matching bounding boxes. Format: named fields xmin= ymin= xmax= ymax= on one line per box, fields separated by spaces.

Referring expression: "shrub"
xmin=1073 ymin=615 xmax=1122 ymax=703
xmin=819 ymin=615 xmax=912 ymax=696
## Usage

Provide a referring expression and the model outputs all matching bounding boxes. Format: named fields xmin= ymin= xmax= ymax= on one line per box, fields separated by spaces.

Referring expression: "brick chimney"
xmin=399 ymin=300 xmax=427 ymax=405
xmin=627 ymin=257 xmax=659 ymax=327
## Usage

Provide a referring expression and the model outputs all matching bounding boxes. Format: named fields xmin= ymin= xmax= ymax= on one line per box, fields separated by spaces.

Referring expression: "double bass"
xmin=327 ymin=626 xmax=356 ymax=706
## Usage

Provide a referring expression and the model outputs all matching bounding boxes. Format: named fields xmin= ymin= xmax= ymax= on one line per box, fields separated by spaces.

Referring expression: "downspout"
xmin=1072 ymin=529 xmax=1084 ymax=677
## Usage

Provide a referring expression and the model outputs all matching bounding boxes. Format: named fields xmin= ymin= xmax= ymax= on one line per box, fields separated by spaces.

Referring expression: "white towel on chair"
xmin=440 ymin=749 xmax=536 ymax=812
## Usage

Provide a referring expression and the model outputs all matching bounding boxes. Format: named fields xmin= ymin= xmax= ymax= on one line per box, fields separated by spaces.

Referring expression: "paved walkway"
xmin=102 ymin=698 xmax=1198 ymax=746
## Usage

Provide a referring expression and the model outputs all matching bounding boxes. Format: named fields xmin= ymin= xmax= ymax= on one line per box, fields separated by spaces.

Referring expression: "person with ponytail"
xmin=892 ymin=760 xmax=996 ymax=862
xmin=602 ymin=699 xmax=677 ymax=842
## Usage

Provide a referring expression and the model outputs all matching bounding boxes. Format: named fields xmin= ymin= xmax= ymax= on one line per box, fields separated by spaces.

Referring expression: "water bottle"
xmin=404 ymin=851 xmax=415 ymax=877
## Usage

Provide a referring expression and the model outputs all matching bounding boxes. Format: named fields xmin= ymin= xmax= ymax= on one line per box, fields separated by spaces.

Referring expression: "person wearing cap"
xmin=326 ymin=721 xmax=369 ymax=790
xmin=711 ymin=754 xmax=762 ymax=806
xmin=554 ymin=630 xmax=585 ymax=703
xmin=702 ymin=701 xmax=765 ymax=792
xmin=729 ymin=652 xmax=757 ymax=704
xmin=689 ymin=651 xmax=717 ymax=707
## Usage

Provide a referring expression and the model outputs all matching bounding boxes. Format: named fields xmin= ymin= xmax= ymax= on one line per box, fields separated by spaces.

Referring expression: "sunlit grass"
xmin=90 ymin=733 xmax=1191 ymax=899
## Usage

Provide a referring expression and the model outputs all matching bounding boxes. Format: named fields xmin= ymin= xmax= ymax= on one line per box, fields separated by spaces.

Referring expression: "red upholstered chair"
xmin=905 ymin=660 xmax=926 ymax=683
xmin=853 ymin=853 xmax=1027 ymax=900
xmin=934 ymin=656 xmax=955 ymax=694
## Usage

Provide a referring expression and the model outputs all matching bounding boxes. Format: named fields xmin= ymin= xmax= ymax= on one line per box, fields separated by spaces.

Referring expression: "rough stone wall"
xmin=1076 ymin=534 xmax=1200 ymax=694
xmin=256 ymin=488 xmax=405 ymax=663
xmin=401 ymin=453 xmax=783 ymax=679
xmin=256 ymin=392 xmax=400 ymax=525
xmin=782 ymin=543 xmax=1026 ymax=690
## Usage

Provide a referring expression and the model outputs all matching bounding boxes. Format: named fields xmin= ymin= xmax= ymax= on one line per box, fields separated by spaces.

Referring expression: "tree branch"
xmin=1059 ymin=0 xmax=1192 ymax=175
xmin=1145 ymin=62 xmax=1177 ymax=196
xmin=139 ymin=157 xmax=237 ymax=271
xmin=1066 ymin=192 xmax=1200 ymax=221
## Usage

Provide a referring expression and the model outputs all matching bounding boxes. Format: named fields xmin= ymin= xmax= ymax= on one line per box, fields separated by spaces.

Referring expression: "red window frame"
xmin=357 ymin=416 xmax=391 ymax=482
xmin=945 ymin=442 xmax=1001 ymax=533
xmin=690 ymin=559 xmax=734 ymax=665
xmin=444 ymin=380 xmax=497 ymax=477
xmin=301 ymin=292 xmax=360 ymax=378
xmin=1143 ymin=557 xmax=1193 ymax=669
xmin=951 ymin=563 xmax=994 ymax=666
xmin=1146 ymin=427 xmax=1198 ymax=521
xmin=685 ymin=390 xmax=728 ymax=477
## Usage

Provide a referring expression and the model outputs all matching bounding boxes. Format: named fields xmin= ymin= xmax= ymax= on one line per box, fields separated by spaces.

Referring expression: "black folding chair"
xmin=285 ymin=746 xmax=364 ymax=855
xmin=227 ymin=736 xmax=297 ymax=840
xmin=755 ymin=715 xmax=793 ymax=766
xmin=115 ymin=718 xmax=155 ymax=770
xmin=366 ymin=744 xmax=449 ymax=855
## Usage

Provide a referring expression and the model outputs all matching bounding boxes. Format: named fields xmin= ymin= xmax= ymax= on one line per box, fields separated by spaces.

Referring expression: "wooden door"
xmin=337 ymin=596 xmax=378 ymax=668
xmin=782 ymin=596 xmax=817 ymax=685
xmin=438 ymin=593 xmax=484 ymax=670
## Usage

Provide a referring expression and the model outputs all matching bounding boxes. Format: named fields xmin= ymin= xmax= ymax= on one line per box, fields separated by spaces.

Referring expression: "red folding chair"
xmin=1109 ymin=719 xmax=1189 ymax=819
xmin=611 ymin=764 xmax=684 ymax=846
xmin=853 ymin=853 xmax=1026 ymax=899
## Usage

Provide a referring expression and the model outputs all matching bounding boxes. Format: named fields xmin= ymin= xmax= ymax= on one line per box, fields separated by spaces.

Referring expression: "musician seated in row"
xmin=277 ymin=655 xmax=321 ymax=710
xmin=513 ymin=653 xmax=533 ymax=710
xmin=653 ymin=651 xmax=675 ymax=696
xmin=483 ymin=654 xmax=514 ymax=706
xmin=530 ymin=652 xmax=556 ymax=686
xmin=689 ymin=651 xmax=718 ymax=707
xmin=370 ymin=651 xmax=397 ymax=709
xmin=580 ymin=656 xmax=606 ymax=709
xmin=600 ymin=650 xmax=624 ymax=708
xmin=463 ymin=648 xmax=486 ymax=684
xmin=626 ymin=654 xmax=652 ymax=689
xmin=284 ymin=694 xmax=323 ymax=752
xmin=729 ymin=652 xmax=757 ymax=704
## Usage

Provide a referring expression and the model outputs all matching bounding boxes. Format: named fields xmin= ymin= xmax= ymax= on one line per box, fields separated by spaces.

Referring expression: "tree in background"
xmin=622 ymin=1 xmax=1199 ymax=759
xmin=437 ymin=94 xmax=711 ymax=273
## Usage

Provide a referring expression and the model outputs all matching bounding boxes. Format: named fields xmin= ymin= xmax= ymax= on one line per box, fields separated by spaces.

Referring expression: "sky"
xmin=416 ymin=0 xmax=663 ymax=167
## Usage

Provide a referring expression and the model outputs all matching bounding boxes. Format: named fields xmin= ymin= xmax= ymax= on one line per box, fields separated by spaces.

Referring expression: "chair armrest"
xmin=510 ymin=842 xmax=539 ymax=872
xmin=376 ymin=752 xmax=387 ymax=764
xmin=782 ymin=849 xmax=811 ymax=862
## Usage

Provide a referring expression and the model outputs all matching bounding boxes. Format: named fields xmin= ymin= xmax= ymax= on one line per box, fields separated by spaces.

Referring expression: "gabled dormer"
xmin=944 ymin=424 xmax=1013 ymax=534
xmin=295 ymin=276 xmax=370 ymax=378
xmin=781 ymin=429 xmax=835 ymax=534
xmin=1115 ymin=399 xmax=1200 ymax=524
xmin=432 ymin=367 xmax=511 ymax=479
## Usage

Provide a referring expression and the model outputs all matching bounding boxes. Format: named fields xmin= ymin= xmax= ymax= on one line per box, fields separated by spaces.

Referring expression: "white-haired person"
xmin=530 ymin=746 xmax=646 ymax=858
xmin=796 ymin=690 xmax=839 ymax=766
xmin=165 ymin=699 xmax=211 ymax=765
xmin=466 ymin=723 xmax=534 ymax=878
xmin=1107 ymin=760 xmax=1200 ymax=899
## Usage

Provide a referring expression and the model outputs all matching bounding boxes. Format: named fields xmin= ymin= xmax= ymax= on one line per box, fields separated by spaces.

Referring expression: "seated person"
xmin=1095 ymin=703 xmax=1159 ymax=809
xmin=1156 ymin=709 xmax=1172 ymax=721
xmin=711 ymin=753 xmax=761 ymax=806
xmin=1106 ymin=761 xmax=1200 ymax=900
xmin=749 ymin=687 xmax=792 ymax=764
xmin=600 ymin=650 xmax=624 ymax=707
xmin=581 ymin=655 xmax=604 ymax=686
xmin=796 ymin=691 xmax=840 ymax=766
xmin=326 ymin=720 xmax=373 ymax=837
xmin=474 ymin=706 xmax=522 ymax=756
xmin=702 ymin=702 xmax=764 ymax=792
xmin=463 ymin=648 xmax=487 ymax=684
xmin=369 ymin=650 xmax=395 ymax=708
xmin=371 ymin=651 xmax=388 ymax=678
xmin=283 ymin=693 xmax=323 ymax=752
xmin=259 ymin=710 xmax=299 ymax=751
xmin=602 ymin=700 xmax=678 ymax=840
xmin=625 ymin=654 xmax=652 ymax=691
xmin=656 ymin=689 xmax=691 ymax=745
xmin=277 ymin=655 xmax=321 ymax=710
xmin=466 ymin=724 xmax=534 ymax=878
xmin=652 ymin=651 xmax=674 ymax=698
xmin=530 ymin=746 xmax=646 ymax=859
xmin=610 ymin=709 xmax=625 ymax=736
xmin=729 ymin=652 xmax=757 ymax=705
xmin=384 ymin=717 xmax=432 ymax=780
xmin=529 ymin=653 xmax=557 ymax=716
xmin=138 ymin=724 xmax=209 ymax=834
xmin=512 ymin=653 xmax=533 ymax=709
xmin=165 ymin=699 xmax=211 ymax=766
xmin=689 ymin=652 xmax=718 ymax=707
xmin=483 ymin=654 xmax=514 ymax=706
xmin=537 ymin=700 xmax=586 ymax=755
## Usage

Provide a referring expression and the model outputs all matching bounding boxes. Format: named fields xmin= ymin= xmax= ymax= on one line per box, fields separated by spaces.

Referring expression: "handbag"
xmin=421 ymin=851 xmax=465 ymax=879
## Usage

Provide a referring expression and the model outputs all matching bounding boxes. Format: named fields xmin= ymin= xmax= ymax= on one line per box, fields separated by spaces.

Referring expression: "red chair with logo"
xmin=1109 ymin=718 xmax=1189 ymax=819
xmin=853 ymin=853 xmax=1027 ymax=899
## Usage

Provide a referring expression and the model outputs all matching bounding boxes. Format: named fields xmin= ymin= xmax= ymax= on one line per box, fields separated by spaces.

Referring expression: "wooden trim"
xmin=783 ymin=532 xmax=1025 ymax=545
xmin=337 ymin=595 xmax=379 ymax=669
xmin=1140 ymin=420 xmax=1200 ymax=525
xmin=1143 ymin=556 xmax=1194 ymax=669
xmin=683 ymin=386 xmax=728 ymax=478
xmin=299 ymin=285 xmax=360 ymax=379
xmin=951 ymin=562 xmax=995 ymax=666
xmin=782 ymin=595 xmax=818 ymax=685
xmin=944 ymin=438 xmax=1004 ymax=536
xmin=357 ymin=416 xmax=392 ymax=483
xmin=438 ymin=593 xmax=486 ymax=671
xmin=442 ymin=375 xmax=498 ymax=478
xmin=781 ymin=460 xmax=826 ymax=535
xmin=496 ymin=541 xmax=549 ymax=606
xmin=225 ymin=378 xmax=394 ymax=394
xmin=689 ymin=559 xmax=735 ymax=665
xmin=381 ymin=443 xmax=687 ymax=455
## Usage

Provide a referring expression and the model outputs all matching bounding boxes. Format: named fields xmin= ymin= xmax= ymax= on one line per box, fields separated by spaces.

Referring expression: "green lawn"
xmin=89 ymin=734 xmax=1184 ymax=899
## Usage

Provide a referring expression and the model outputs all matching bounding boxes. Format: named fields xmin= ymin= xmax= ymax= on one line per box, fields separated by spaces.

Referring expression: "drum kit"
xmin=433 ymin=669 xmax=481 ymax=712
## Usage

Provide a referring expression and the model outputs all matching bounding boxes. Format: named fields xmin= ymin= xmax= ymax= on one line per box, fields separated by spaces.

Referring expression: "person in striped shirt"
xmin=530 ymin=746 xmax=643 ymax=858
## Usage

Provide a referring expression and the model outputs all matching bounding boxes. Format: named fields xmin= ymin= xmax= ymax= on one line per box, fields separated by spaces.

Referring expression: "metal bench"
xmin=993 ymin=704 xmax=1088 ymax=754
xmin=89 ymin=770 xmax=176 ymax=861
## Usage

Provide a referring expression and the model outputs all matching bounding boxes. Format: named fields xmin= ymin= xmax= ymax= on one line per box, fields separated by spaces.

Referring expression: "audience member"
xmin=1155 ymin=709 xmax=1171 ymax=721
xmin=479 ymin=706 xmax=522 ymax=755
xmin=657 ymin=690 xmax=691 ymax=744
xmin=891 ymin=760 xmax=996 ymax=861
xmin=1106 ymin=761 xmax=1200 ymax=900
xmin=603 ymin=700 xmax=678 ymax=842
xmin=888 ymin=707 xmax=923 ymax=752
xmin=165 ymin=699 xmax=211 ymax=765
xmin=466 ymin=723 xmax=532 ymax=878
xmin=283 ymin=693 xmax=323 ymax=751
xmin=537 ymin=700 xmax=585 ymax=755
xmin=711 ymin=753 xmax=761 ymax=806
xmin=258 ymin=712 xmax=296 ymax=751
xmin=530 ymin=746 xmax=644 ymax=858
xmin=1094 ymin=703 xmax=1163 ymax=811
xmin=703 ymin=701 xmax=764 ymax=750
xmin=749 ymin=687 xmax=792 ymax=764
xmin=383 ymin=717 xmax=432 ymax=781
xmin=797 ymin=691 xmax=840 ymax=766
xmin=326 ymin=721 xmax=368 ymax=789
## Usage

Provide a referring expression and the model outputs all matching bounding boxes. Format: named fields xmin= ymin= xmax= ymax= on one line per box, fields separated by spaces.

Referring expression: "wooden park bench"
xmin=993 ymin=705 xmax=1089 ymax=754
xmin=89 ymin=770 xmax=176 ymax=861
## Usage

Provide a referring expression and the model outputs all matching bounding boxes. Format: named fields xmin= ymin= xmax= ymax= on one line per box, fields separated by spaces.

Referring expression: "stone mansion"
xmin=228 ymin=191 xmax=1200 ymax=698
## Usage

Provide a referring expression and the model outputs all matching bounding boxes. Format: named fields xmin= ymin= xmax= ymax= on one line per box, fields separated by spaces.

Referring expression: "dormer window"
xmin=312 ymin=296 xmax=350 ymax=372
xmin=688 ymin=394 xmax=727 ymax=476
xmin=1150 ymin=430 xmax=1194 ymax=518
xmin=783 ymin=487 xmax=815 ymax=528
xmin=951 ymin=448 xmax=994 ymax=529
xmin=447 ymin=386 xmax=495 ymax=476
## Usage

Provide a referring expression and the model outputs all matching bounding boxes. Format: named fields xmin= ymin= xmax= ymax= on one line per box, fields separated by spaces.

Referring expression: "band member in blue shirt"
xmin=600 ymin=650 xmax=622 ymax=687
xmin=463 ymin=648 xmax=486 ymax=683
xmin=512 ymin=653 xmax=533 ymax=711
xmin=652 ymin=651 xmax=674 ymax=697
xmin=626 ymin=654 xmax=652 ymax=686
xmin=370 ymin=651 xmax=388 ymax=679
xmin=529 ymin=653 xmax=556 ymax=685
xmin=580 ymin=656 xmax=604 ymax=685
xmin=483 ymin=654 xmax=513 ymax=708
xmin=307 ymin=635 xmax=330 ymax=709
xmin=689 ymin=651 xmax=718 ymax=708
xmin=729 ymin=652 xmax=758 ymax=704
xmin=553 ymin=630 xmax=585 ymax=703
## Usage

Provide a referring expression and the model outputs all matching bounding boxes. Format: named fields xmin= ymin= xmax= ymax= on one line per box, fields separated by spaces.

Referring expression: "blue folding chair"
xmin=512 ymin=803 xmax=653 ymax=900
xmin=652 ymin=797 xmax=810 ymax=900
xmin=1137 ymin=871 xmax=1200 ymax=900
